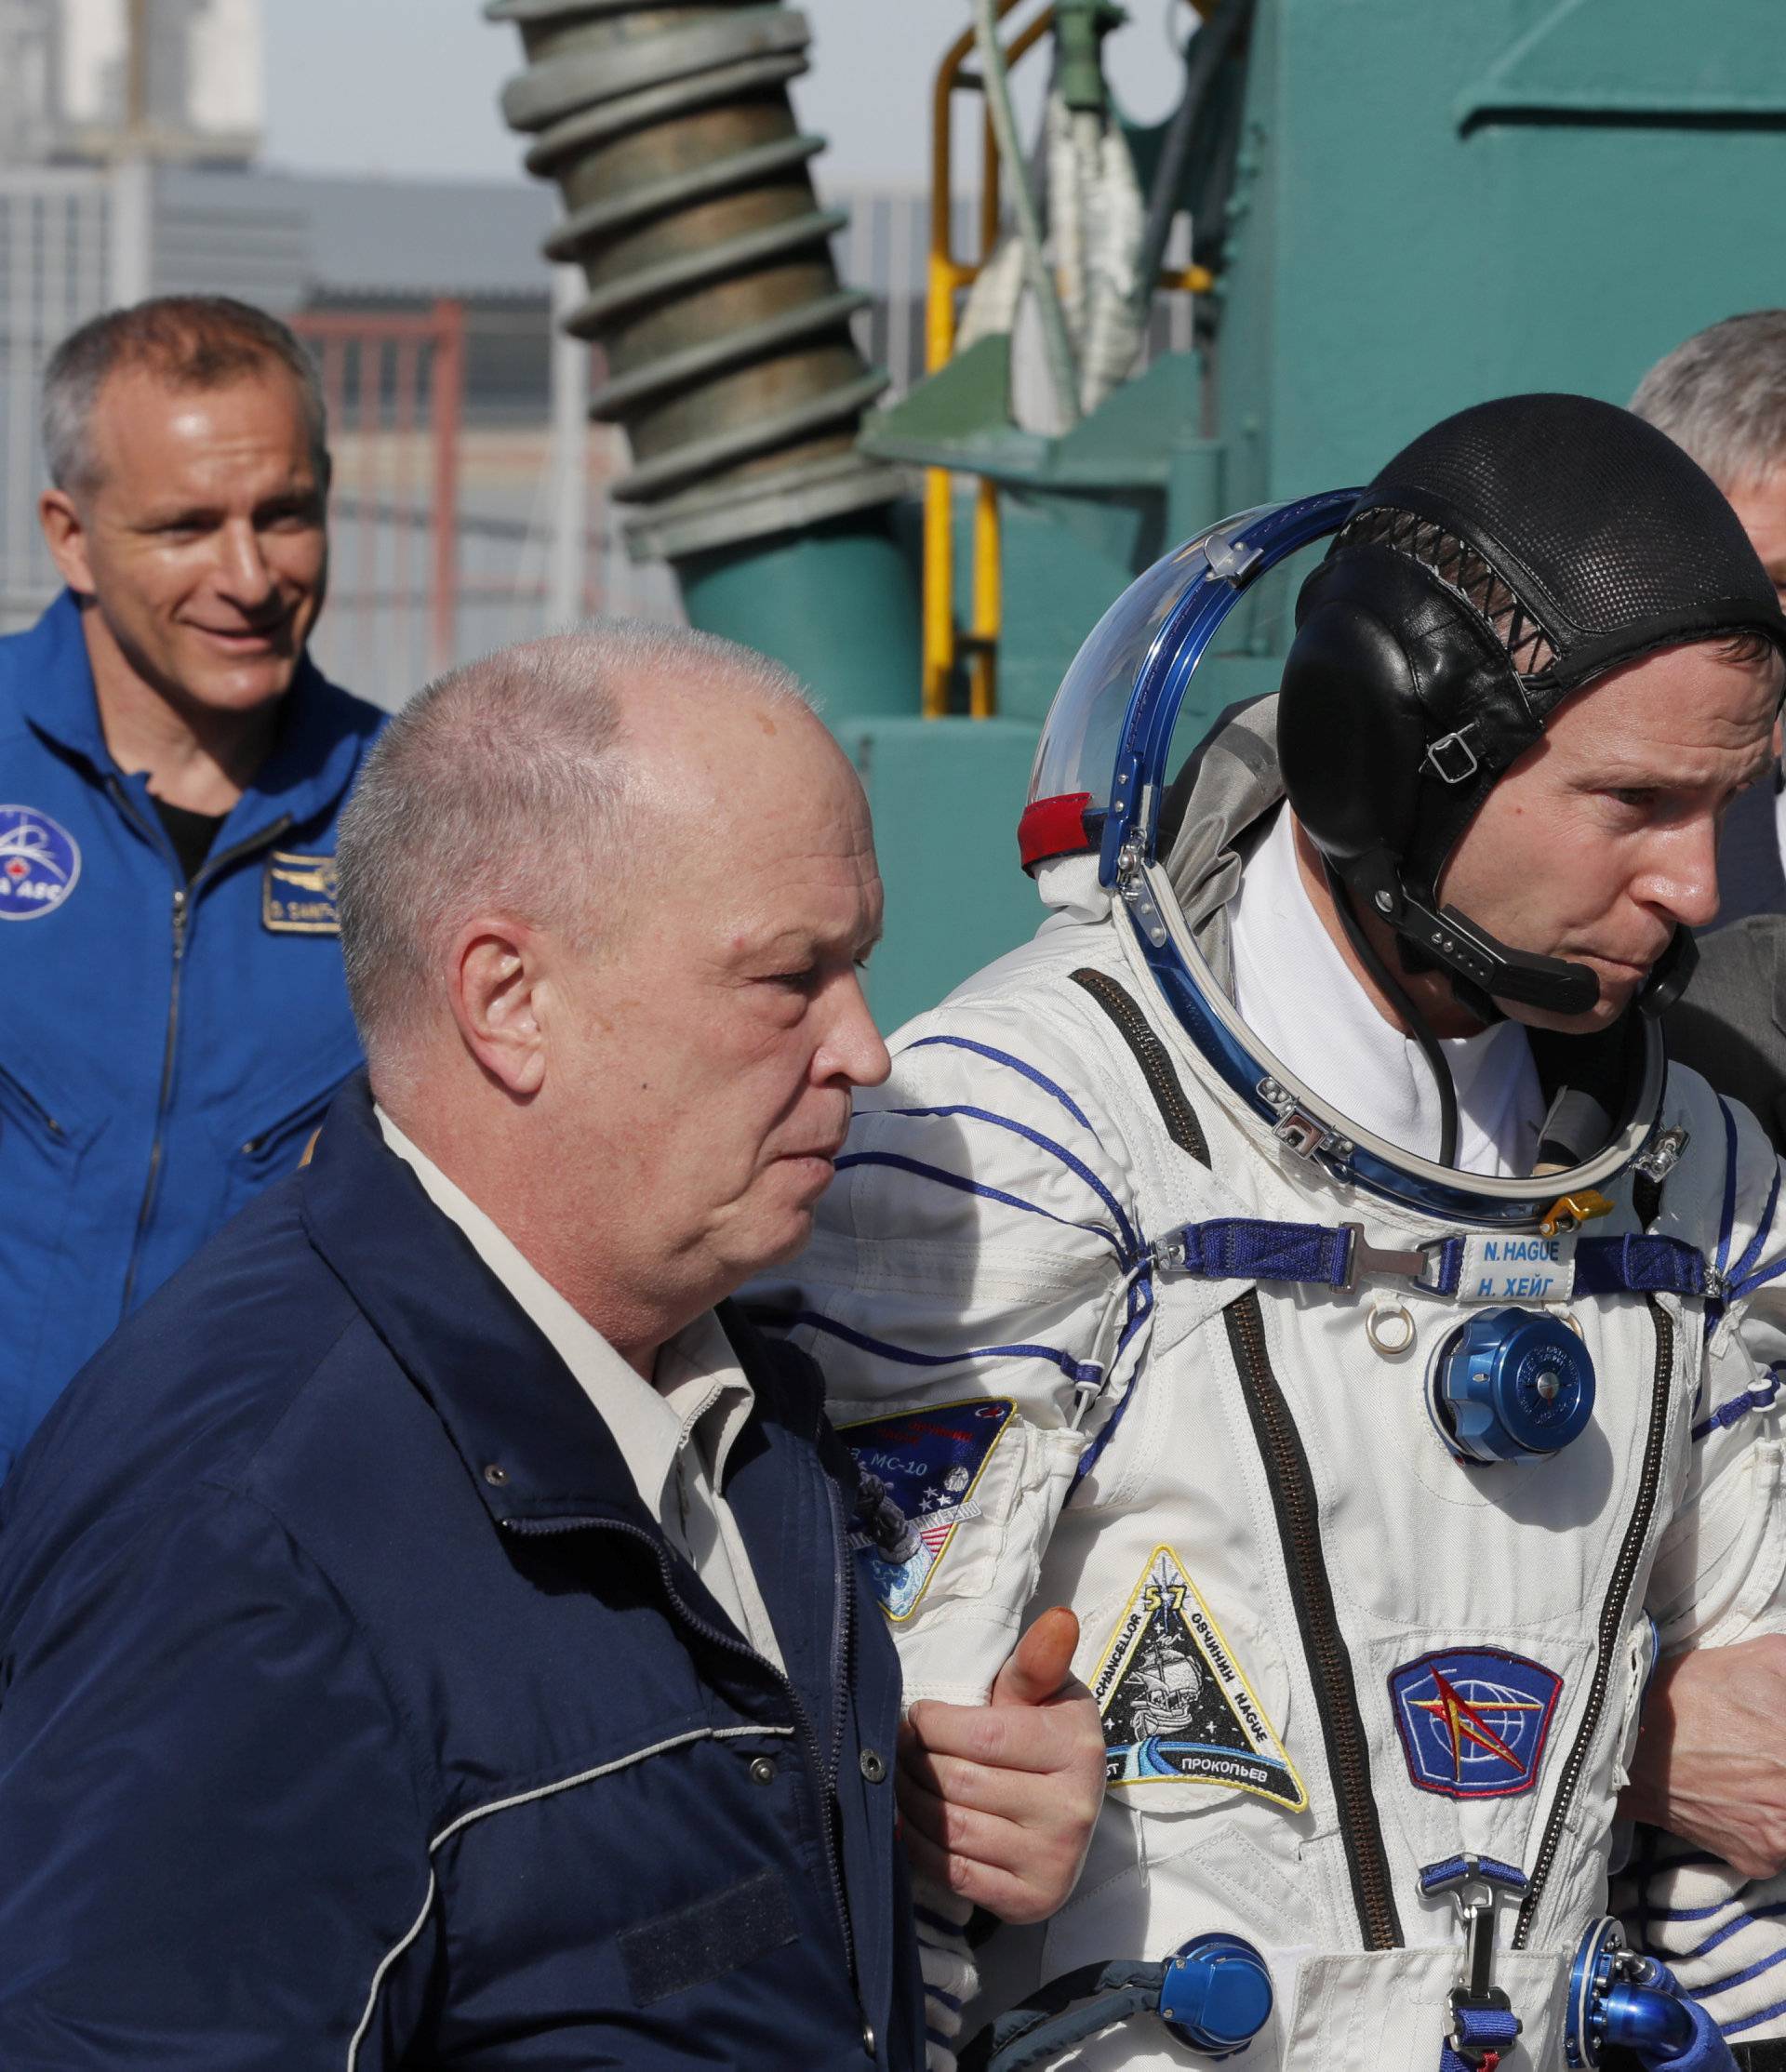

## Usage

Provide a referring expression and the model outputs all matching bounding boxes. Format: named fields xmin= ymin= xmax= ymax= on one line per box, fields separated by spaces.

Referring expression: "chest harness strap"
xmin=1151 ymin=1218 xmax=1727 ymax=1301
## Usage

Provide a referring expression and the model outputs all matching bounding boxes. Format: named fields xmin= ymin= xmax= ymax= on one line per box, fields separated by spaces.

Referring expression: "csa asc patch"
xmin=837 ymin=1398 xmax=1014 ymax=1622
xmin=0 ymin=805 xmax=80 ymax=922
xmin=1092 ymin=1546 xmax=1307 ymax=1811
xmin=1389 ymin=1647 xmax=1562 ymax=1800
xmin=262 ymin=851 xmax=340 ymax=935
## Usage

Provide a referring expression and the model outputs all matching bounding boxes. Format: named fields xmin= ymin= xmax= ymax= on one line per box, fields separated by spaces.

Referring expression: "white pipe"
xmin=546 ymin=264 xmax=589 ymax=630
xmin=108 ymin=155 xmax=153 ymax=308
xmin=970 ymin=0 xmax=1080 ymax=429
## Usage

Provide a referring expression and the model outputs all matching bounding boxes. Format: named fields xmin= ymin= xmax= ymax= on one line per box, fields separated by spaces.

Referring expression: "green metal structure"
xmin=490 ymin=0 xmax=1786 ymax=1032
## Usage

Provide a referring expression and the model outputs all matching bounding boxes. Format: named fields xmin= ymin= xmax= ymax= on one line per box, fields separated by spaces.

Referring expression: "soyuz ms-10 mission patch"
xmin=837 ymin=1398 xmax=1014 ymax=1621
xmin=1091 ymin=1546 xmax=1307 ymax=1810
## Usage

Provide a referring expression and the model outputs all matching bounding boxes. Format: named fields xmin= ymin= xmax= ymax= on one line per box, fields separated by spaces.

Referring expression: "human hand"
xmin=1620 ymin=1635 xmax=1786 ymax=1879
xmin=897 ymin=1606 xmax=1106 ymax=1924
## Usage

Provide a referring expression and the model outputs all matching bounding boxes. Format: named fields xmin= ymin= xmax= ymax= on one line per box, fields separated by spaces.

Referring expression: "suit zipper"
xmin=504 ymin=1510 xmax=861 ymax=1997
xmin=111 ymin=781 xmax=293 ymax=1317
xmin=1513 ymin=1296 xmax=1673 ymax=1947
xmin=1225 ymin=1290 xmax=1403 ymax=1949
xmin=1070 ymin=967 xmax=1212 ymax=1163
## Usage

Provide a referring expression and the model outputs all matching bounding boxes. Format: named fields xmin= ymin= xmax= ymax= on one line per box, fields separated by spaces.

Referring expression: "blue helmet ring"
xmin=1023 ymin=493 xmax=1671 ymax=1226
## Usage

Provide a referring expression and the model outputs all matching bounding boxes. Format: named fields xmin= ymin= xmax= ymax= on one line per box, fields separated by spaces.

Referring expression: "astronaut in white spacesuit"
xmin=758 ymin=396 xmax=1786 ymax=2071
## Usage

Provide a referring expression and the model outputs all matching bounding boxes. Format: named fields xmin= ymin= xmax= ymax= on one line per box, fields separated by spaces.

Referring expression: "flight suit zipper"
xmin=1513 ymin=1296 xmax=1673 ymax=1947
xmin=1225 ymin=1289 xmax=1404 ymax=1949
xmin=109 ymin=778 xmax=293 ymax=1317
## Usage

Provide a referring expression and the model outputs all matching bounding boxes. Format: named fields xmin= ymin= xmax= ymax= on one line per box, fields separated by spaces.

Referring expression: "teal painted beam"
xmin=675 ymin=509 xmax=922 ymax=723
xmin=834 ymin=716 xmax=1044 ymax=1035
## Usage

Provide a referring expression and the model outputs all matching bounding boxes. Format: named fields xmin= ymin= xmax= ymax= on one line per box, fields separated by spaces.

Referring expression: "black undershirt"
xmin=150 ymin=796 xmax=228 ymax=883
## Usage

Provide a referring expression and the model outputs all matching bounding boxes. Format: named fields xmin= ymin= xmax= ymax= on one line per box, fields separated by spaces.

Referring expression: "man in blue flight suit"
xmin=0 ymin=294 xmax=380 ymax=1480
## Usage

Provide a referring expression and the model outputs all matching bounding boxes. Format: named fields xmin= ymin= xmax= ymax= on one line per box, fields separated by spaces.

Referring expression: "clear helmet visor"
xmin=1016 ymin=489 xmax=1671 ymax=1225
xmin=1019 ymin=492 xmax=1361 ymax=877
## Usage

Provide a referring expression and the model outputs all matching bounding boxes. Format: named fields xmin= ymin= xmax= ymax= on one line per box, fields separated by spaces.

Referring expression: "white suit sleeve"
xmin=1646 ymin=1089 xmax=1786 ymax=1652
xmin=753 ymin=1002 xmax=1154 ymax=1707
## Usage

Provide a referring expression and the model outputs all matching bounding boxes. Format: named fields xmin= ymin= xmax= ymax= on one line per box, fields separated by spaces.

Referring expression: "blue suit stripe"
xmin=901 ymin=1035 xmax=1096 ymax=1131
xmin=784 ymin=1308 xmax=1104 ymax=1390
xmin=834 ymin=1150 xmax=1126 ymax=1258
xmin=876 ymin=1103 xmax=1140 ymax=1257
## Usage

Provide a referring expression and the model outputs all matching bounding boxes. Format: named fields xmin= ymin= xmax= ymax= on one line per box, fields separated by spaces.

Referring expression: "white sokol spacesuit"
xmin=758 ymin=405 xmax=1786 ymax=2070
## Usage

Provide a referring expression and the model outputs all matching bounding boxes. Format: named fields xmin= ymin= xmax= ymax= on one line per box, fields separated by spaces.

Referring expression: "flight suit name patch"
xmin=1457 ymin=1232 xmax=1576 ymax=1304
xmin=262 ymin=852 xmax=340 ymax=935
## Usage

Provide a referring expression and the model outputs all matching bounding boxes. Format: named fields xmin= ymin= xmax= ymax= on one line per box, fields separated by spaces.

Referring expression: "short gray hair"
xmin=42 ymin=295 xmax=327 ymax=493
xmin=1631 ymin=311 xmax=1786 ymax=488
xmin=336 ymin=620 xmax=812 ymax=1065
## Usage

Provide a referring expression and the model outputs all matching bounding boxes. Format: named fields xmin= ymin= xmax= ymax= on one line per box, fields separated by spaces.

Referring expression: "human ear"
xmin=38 ymin=488 xmax=97 ymax=597
xmin=447 ymin=921 xmax=548 ymax=1097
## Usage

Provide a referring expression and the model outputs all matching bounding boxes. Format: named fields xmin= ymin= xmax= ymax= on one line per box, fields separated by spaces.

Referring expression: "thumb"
xmin=991 ymin=1605 xmax=1081 ymax=1707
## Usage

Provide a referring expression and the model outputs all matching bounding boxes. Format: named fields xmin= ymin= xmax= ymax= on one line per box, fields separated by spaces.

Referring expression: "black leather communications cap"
xmin=1283 ymin=392 xmax=1786 ymax=911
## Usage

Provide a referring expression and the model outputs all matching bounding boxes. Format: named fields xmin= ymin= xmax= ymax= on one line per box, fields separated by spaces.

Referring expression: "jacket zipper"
xmin=110 ymin=780 xmax=293 ymax=1317
xmin=504 ymin=1509 xmax=862 ymax=2000
xmin=822 ymin=1468 xmax=857 ymax=1801
xmin=1225 ymin=1290 xmax=1403 ymax=1949
xmin=1513 ymin=1296 xmax=1674 ymax=1948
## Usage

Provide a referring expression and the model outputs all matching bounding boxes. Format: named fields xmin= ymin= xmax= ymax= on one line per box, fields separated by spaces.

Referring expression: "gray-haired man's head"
xmin=43 ymin=295 xmax=327 ymax=496
xmin=336 ymin=623 xmax=887 ymax=1356
xmin=36 ymin=295 xmax=332 ymax=720
xmin=336 ymin=620 xmax=813 ymax=1063
xmin=1633 ymin=312 xmax=1786 ymax=595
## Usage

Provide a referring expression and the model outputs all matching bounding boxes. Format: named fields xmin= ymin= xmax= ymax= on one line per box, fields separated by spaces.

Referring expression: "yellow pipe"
xmin=923 ymin=0 xmax=1047 ymax=719
xmin=968 ymin=479 xmax=1000 ymax=717
xmin=923 ymin=468 xmax=956 ymax=719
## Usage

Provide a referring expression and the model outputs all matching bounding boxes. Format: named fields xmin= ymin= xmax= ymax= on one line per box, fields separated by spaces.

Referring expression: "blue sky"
xmin=262 ymin=0 xmax=1195 ymax=189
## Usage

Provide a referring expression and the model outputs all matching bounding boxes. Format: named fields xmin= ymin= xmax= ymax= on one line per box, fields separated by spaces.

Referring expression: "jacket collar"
xmin=299 ymin=1076 xmax=793 ymax=1539
xmin=4 ymin=590 xmax=376 ymax=840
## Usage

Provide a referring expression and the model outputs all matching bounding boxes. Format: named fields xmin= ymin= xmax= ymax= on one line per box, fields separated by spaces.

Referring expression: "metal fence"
xmin=0 ymin=168 xmax=109 ymax=629
xmin=0 ymin=166 xmax=682 ymax=710
xmin=0 ymin=171 xmax=1191 ymax=707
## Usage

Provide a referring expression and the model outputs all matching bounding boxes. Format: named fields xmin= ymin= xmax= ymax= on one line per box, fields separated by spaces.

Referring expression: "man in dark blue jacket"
xmin=0 ymin=623 xmax=1105 ymax=2067
xmin=0 ymin=295 xmax=380 ymax=1481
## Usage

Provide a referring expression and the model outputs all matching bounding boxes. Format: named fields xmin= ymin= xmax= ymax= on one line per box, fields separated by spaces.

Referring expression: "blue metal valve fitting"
xmin=1157 ymin=1933 xmax=1273 ymax=2056
xmin=1566 ymin=1918 xmax=1735 ymax=2070
xmin=1430 ymin=1307 xmax=1596 ymax=1464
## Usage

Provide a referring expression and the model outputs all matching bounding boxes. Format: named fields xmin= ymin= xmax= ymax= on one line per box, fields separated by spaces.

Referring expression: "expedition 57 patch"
xmin=1389 ymin=1647 xmax=1562 ymax=1800
xmin=1092 ymin=1546 xmax=1306 ymax=1811
xmin=837 ymin=1398 xmax=1014 ymax=1622
xmin=262 ymin=851 xmax=340 ymax=934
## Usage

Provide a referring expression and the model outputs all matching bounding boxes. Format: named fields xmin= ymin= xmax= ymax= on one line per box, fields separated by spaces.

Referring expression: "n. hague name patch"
xmin=837 ymin=1397 xmax=1014 ymax=1622
xmin=1389 ymin=1647 xmax=1562 ymax=1800
xmin=1092 ymin=1546 xmax=1306 ymax=1810
xmin=263 ymin=851 xmax=340 ymax=935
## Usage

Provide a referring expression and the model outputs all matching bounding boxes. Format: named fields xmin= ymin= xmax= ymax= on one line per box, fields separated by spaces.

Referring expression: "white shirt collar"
xmin=373 ymin=1106 xmax=752 ymax=1513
